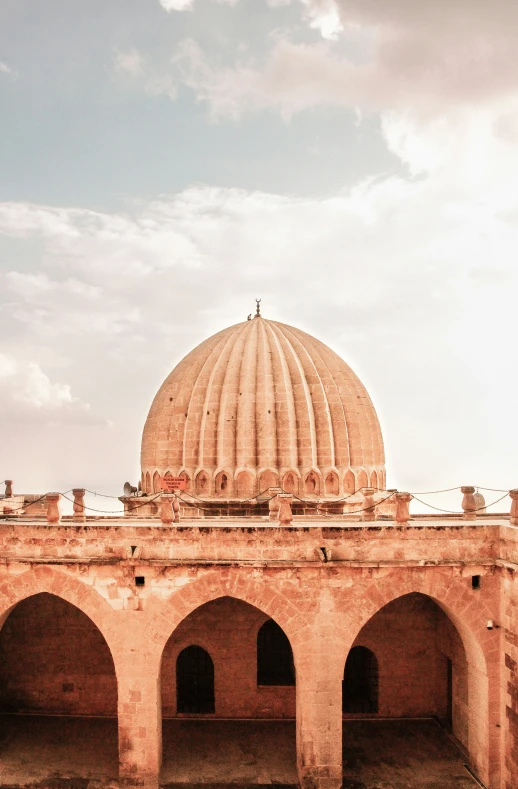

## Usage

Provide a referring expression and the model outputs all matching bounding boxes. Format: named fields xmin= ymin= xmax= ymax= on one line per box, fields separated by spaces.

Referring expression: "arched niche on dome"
xmin=344 ymin=470 xmax=356 ymax=494
xmin=282 ymin=471 xmax=299 ymax=495
xmin=153 ymin=471 xmax=161 ymax=493
xmin=145 ymin=472 xmax=151 ymax=495
xmin=179 ymin=471 xmax=191 ymax=492
xmin=215 ymin=471 xmax=230 ymax=497
xmin=357 ymin=469 xmax=368 ymax=490
xmin=259 ymin=469 xmax=278 ymax=492
xmin=304 ymin=471 xmax=320 ymax=496
xmin=195 ymin=471 xmax=210 ymax=496
xmin=324 ymin=471 xmax=339 ymax=496
xmin=370 ymin=470 xmax=379 ymax=490
xmin=236 ymin=470 xmax=255 ymax=498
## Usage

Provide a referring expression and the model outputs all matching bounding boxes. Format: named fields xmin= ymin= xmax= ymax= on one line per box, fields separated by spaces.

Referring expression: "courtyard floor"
xmin=0 ymin=715 xmax=480 ymax=789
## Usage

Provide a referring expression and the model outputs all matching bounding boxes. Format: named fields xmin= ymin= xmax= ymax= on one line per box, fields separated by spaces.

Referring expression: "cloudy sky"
xmin=1 ymin=0 xmax=517 ymax=512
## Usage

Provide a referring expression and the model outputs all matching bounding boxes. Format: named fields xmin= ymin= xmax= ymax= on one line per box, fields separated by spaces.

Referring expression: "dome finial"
xmin=255 ymin=298 xmax=261 ymax=317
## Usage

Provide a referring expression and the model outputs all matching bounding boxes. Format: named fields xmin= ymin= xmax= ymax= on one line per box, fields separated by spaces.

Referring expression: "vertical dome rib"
xmin=216 ymin=322 xmax=250 ymax=471
xmin=263 ymin=321 xmax=298 ymax=470
xmin=278 ymin=324 xmax=336 ymax=469
xmin=269 ymin=323 xmax=318 ymax=470
xmin=236 ymin=319 xmax=258 ymax=470
xmin=141 ymin=316 xmax=385 ymax=496
xmin=256 ymin=319 xmax=278 ymax=471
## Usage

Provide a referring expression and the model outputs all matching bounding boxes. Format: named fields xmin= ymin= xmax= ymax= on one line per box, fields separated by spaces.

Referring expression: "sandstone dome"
xmin=141 ymin=315 xmax=385 ymax=498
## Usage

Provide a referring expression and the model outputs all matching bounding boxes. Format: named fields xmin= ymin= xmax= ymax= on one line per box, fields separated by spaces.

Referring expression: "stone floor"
xmin=0 ymin=715 xmax=479 ymax=789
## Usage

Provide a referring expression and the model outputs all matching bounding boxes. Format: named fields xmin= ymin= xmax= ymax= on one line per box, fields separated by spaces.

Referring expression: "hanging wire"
xmin=410 ymin=492 xmax=509 ymax=515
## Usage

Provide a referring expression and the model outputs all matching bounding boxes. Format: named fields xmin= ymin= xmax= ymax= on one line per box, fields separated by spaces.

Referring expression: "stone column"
xmin=510 ymin=489 xmax=518 ymax=526
xmin=268 ymin=487 xmax=282 ymax=521
xmin=72 ymin=488 xmax=86 ymax=523
xmin=117 ymin=629 xmax=162 ymax=789
xmin=160 ymin=494 xmax=174 ymax=524
xmin=395 ymin=492 xmax=412 ymax=524
xmin=296 ymin=635 xmax=342 ymax=789
xmin=46 ymin=493 xmax=61 ymax=523
xmin=461 ymin=486 xmax=477 ymax=520
xmin=361 ymin=487 xmax=376 ymax=521
xmin=278 ymin=493 xmax=293 ymax=525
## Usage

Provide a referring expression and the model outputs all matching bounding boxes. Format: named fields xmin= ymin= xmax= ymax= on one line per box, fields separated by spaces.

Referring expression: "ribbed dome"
xmin=141 ymin=316 xmax=385 ymax=498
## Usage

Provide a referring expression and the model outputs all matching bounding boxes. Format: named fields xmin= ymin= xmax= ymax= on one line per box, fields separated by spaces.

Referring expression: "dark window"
xmin=176 ymin=645 xmax=215 ymax=714
xmin=343 ymin=646 xmax=378 ymax=713
xmin=257 ymin=619 xmax=295 ymax=686
xmin=472 ymin=575 xmax=481 ymax=590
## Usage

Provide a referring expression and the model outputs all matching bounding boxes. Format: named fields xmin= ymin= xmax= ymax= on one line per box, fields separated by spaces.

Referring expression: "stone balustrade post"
xmin=4 ymin=480 xmax=13 ymax=498
xmin=72 ymin=488 xmax=86 ymax=523
xmin=160 ymin=494 xmax=174 ymax=525
xmin=361 ymin=487 xmax=376 ymax=521
xmin=46 ymin=493 xmax=61 ymax=524
xmin=510 ymin=489 xmax=518 ymax=526
xmin=268 ymin=487 xmax=282 ymax=521
xmin=395 ymin=492 xmax=412 ymax=524
xmin=172 ymin=492 xmax=181 ymax=524
xmin=461 ymin=486 xmax=477 ymax=520
xmin=278 ymin=493 xmax=293 ymax=525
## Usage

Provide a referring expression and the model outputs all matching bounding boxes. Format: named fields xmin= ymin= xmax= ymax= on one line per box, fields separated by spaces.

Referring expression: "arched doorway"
xmin=343 ymin=646 xmax=378 ymax=713
xmin=160 ymin=596 xmax=297 ymax=784
xmin=342 ymin=592 xmax=486 ymax=787
xmin=176 ymin=645 xmax=215 ymax=714
xmin=0 ymin=593 xmax=118 ymax=782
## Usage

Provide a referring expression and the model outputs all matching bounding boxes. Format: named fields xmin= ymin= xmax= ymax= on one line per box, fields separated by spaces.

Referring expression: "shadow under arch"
xmin=340 ymin=578 xmax=493 ymax=786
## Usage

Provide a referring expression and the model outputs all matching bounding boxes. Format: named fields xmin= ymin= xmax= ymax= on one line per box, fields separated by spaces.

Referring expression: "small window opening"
xmin=257 ymin=619 xmax=295 ymax=686
xmin=472 ymin=575 xmax=481 ymax=590
xmin=135 ymin=576 xmax=145 ymax=587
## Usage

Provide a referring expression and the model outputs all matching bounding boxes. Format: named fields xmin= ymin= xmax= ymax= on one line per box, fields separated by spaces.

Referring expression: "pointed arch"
xmin=257 ymin=619 xmax=295 ymax=686
xmin=259 ymin=469 xmax=278 ymax=492
xmin=370 ymin=470 xmax=379 ymax=490
xmin=324 ymin=471 xmax=339 ymax=496
xmin=304 ymin=470 xmax=320 ymax=496
xmin=145 ymin=472 xmax=151 ymax=494
xmin=357 ymin=469 xmax=368 ymax=490
xmin=215 ymin=471 xmax=230 ymax=496
xmin=236 ymin=470 xmax=255 ymax=498
xmin=344 ymin=469 xmax=356 ymax=494
xmin=176 ymin=645 xmax=215 ymax=714
xmin=282 ymin=471 xmax=299 ymax=495
xmin=195 ymin=470 xmax=210 ymax=495
xmin=178 ymin=470 xmax=191 ymax=492
xmin=343 ymin=646 xmax=378 ymax=713
xmin=153 ymin=471 xmax=161 ymax=493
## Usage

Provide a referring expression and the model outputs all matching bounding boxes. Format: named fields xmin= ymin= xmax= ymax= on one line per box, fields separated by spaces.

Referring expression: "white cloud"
xmin=114 ymin=48 xmax=145 ymax=77
xmin=113 ymin=48 xmax=177 ymax=99
xmin=0 ymin=60 xmax=16 ymax=78
xmin=0 ymin=353 xmax=106 ymax=425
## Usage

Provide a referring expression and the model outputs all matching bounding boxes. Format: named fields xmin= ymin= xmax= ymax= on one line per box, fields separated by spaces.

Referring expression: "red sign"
xmin=161 ymin=476 xmax=186 ymax=492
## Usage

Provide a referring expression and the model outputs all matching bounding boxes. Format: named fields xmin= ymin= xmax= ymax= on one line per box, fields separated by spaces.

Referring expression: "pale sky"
xmin=1 ymin=0 xmax=517 ymax=513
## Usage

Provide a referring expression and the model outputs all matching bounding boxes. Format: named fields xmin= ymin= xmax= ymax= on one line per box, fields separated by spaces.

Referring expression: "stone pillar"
xmin=4 ymin=480 xmax=13 ymax=497
xmin=268 ymin=487 xmax=282 ymax=521
xmin=461 ymin=486 xmax=477 ymax=520
xmin=72 ymin=488 xmax=86 ymax=523
xmin=160 ymin=494 xmax=174 ymax=524
xmin=395 ymin=492 xmax=412 ymax=524
xmin=510 ymin=489 xmax=518 ymax=526
xmin=361 ymin=487 xmax=376 ymax=521
xmin=278 ymin=493 xmax=293 ymax=525
xmin=46 ymin=493 xmax=61 ymax=523
xmin=117 ymin=630 xmax=162 ymax=789
xmin=296 ymin=637 xmax=342 ymax=789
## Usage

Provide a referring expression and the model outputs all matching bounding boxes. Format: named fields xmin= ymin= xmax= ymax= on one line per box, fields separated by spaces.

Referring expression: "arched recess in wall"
xmin=344 ymin=591 xmax=489 ymax=782
xmin=0 ymin=593 xmax=118 ymax=718
xmin=304 ymin=471 xmax=320 ymax=496
xmin=236 ymin=470 xmax=255 ymax=498
xmin=259 ymin=470 xmax=278 ymax=492
xmin=343 ymin=646 xmax=378 ymax=713
xmin=344 ymin=470 xmax=356 ymax=494
xmin=370 ymin=470 xmax=379 ymax=490
xmin=195 ymin=471 xmax=210 ymax=496
xmin=357 ymin=469 xmax=368 ymax=490
xmin=257 ymin=619 xmax=295 ymax=686
xmin=179 ymin=471 xmax=191 ymax=493
xmin=145 ymin=472 xmax=151 ymax=495
xmin=153 ymin=471 xmax=161 ymax=493
xmin=282 ymin=472 xmax=298 ymax=495
xmin=176 ymin=645 xmax=214 ymax=714
xmin=214 ymin=471 xmax=229 ymax=496
xmin=324 ymin=471 xmax=339 ymax=496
